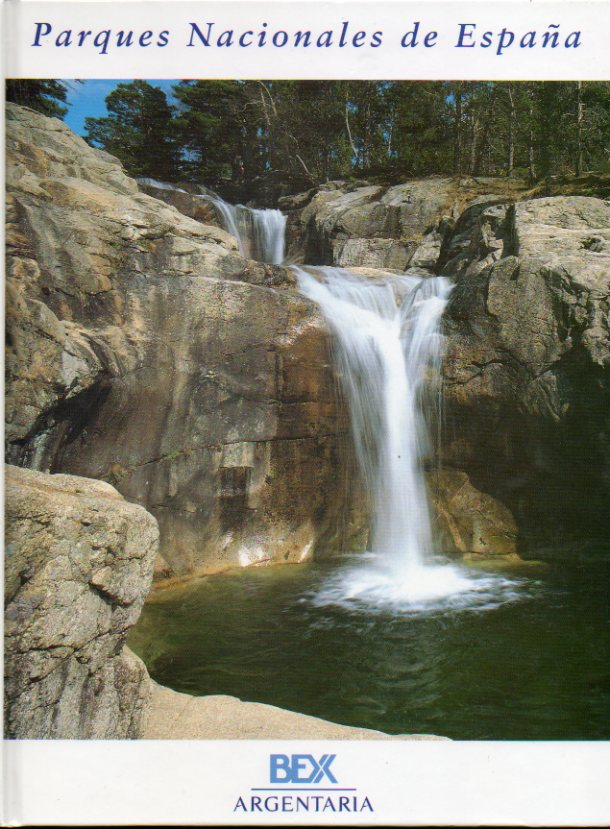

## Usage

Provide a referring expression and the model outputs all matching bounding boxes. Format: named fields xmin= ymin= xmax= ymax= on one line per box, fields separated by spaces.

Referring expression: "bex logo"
xmin=270 ymin=754 xmax=338 ymax=784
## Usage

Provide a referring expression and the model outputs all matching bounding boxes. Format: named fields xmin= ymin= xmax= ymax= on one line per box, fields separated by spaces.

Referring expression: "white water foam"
xmin=136 ymin=177 xmax=188 ymax=193
xmin=307 ymin=556 xmax=528 ymax=615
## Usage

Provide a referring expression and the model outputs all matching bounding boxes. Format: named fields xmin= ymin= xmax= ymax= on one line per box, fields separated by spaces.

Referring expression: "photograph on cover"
xmin=4 ymin=78 xmax=610 ymax=743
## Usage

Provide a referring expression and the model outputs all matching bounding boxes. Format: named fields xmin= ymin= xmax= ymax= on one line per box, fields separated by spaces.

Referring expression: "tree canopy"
xmin=84 ymin=81 xmax=181 ymax=180
xmin=6 ymin=80 xmax=69 ymax=119
xmin=81 ymin=79 xmax=610 ymax=202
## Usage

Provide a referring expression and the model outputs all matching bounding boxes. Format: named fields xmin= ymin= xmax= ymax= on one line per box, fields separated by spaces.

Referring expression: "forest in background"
xmin=6 ymin=79 xmax=610 ymax=203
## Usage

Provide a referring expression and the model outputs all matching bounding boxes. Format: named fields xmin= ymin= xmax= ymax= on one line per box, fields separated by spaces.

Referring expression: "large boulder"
xmin=282 ymin=178 xmax=456 ymax=270
xmin=441 ymin=195 xmax=610 ymax=555
xmin=4 ymin=465 xmax=159 ymax=738
xmin=4 ymin=465 xmax=440 ymax=741
xmin=5 ymin=103 xmax=365 ymax=577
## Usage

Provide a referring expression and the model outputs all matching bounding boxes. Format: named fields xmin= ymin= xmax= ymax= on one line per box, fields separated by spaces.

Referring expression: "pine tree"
xmin=383 ymin=82 xmax=453 ymax=178
xmin=261 ymin=81 xmax=350 ymax=188
xmin=171 ymin=80 xmax=257 ymax=197
xmin=84 ymin=81 xmax=181 ymax=181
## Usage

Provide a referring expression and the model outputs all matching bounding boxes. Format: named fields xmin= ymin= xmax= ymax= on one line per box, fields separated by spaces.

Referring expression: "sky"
xmin=64 ymin=79 xmax=178 ymax=135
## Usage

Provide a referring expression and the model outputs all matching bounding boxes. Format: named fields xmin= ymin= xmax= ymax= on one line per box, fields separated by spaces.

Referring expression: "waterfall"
xmin=295 ymin=267 xmax=452 ymax=573
xmin=203 ymin=196 xmax=286 ymax=265
xmin=295 ymin=266 xmax=518 ymax=608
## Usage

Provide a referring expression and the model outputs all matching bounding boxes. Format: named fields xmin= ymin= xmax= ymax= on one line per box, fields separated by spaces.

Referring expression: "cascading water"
xmin=136 ymin=178 xmax=286 ymax=264
xmin=295 ymin=266 xmax=522 ymax=610
xmin=203 ymin=196 xmax=286 ymax=264
xmin=295 ymin=267 xmax=450 ymax=570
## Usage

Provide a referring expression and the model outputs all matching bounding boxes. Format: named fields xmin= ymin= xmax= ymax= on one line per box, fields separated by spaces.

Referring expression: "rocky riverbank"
xmin=4 ymin=463 xmax=442 ymax=740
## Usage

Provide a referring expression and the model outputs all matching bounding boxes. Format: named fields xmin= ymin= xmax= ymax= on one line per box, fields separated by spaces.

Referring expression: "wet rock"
xmin=136 ymin=178 xmax=222 ymax=227
xmin=7 ymin=103 xmax=608 ymax=567
xmin=427 ymin=469 xmax=518 ymax=556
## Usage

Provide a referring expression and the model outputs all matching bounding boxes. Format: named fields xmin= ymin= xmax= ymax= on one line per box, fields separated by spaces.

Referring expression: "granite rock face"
xmin=441 ymin=195 xmax=610 ymax=554
xmin=5 ymin=104 xmax=365 ymax=577
xmin=286 ymin=178 xmax=609 ymax=557
xmin=4 ymin=465 xmax=158 ymax=738
xmin=12 ymin=105 xmax=609 ymax=743
xmin=281 ymin=178 xmax=456 ymax=271
xmin=5 ymin=465 xmax=400 ymax=740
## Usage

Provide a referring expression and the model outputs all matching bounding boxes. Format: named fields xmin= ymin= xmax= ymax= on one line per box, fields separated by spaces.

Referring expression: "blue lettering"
xmin=361 ymin=796 xmax=374 ymax=812
xmin=293 ymin=754 xmax=311 ymax=782
xmin=116 ymin=30 xmax=133 ymax=47
xmin=520 ymin=31 xmax=536 ymax=48
xmin=32 ymin=22 xmax=52 ymax=46
xmin=217 ymin=29 xmax=233 ymax=47
xmin=93 ymin=30 xmax=111 ymax=55
xmin=187 ymin=22 xmax=212 ymax=47
xmin=315 ymin=754 xmax=337 ymax=783
xmin=456 ymin=23 xmax=476 ymax=47
xmin=265 ymin=796 xmax=278 ymax=812
xmin=497 ymin=27 xmax=515 ymax=55
xmin=294 ymin=30 xmax=311 ymax=47
xmin=565 ymin=30 xmax=581 ymax=47
xmin=401 ymin=21 xmax=420 ymax=47
xmin=56 ymin=30 xmax=72 ymax=47
xmin=270 ymin=754 xmax=291 ymax=783
xmin=542 ymin=24 xmax=560 ymax=48
xmin=251 ymin=796 xmax=262 ymax=812
xmin=272 ymin=30 xmax=288 ymax=47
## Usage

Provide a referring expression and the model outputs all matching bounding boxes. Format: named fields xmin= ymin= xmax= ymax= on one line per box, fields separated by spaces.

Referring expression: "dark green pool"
xmin=128 ymin=556 xmax=609 ymax=740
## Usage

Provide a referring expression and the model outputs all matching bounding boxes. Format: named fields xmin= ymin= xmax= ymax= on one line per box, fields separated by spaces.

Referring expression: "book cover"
xmin=2 ymin=0 xmax=609 ymax=824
